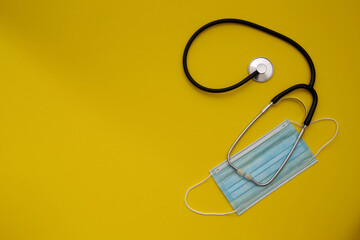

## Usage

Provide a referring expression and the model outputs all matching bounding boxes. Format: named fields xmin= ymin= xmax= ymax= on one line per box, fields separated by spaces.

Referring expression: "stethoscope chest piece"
xmin=248 ymin=57 xmax=274 ymax=82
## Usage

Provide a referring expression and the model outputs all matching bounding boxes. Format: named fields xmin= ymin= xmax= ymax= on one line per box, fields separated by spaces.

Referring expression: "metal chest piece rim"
xmin=248 ymin=57 xmax=274 ymax=83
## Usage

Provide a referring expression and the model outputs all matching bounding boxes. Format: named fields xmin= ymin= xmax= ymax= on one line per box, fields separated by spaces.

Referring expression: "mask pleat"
xmin=210 ymin=120 xmax=317 ymax=215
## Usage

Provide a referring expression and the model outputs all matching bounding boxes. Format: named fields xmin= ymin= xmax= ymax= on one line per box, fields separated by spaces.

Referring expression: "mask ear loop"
xmin=184 ymin=173 xmax=239 ymax=215
xmin=290 ymin=118 xmax=339 ymax=159
xmin=276 ymin=97 xmax=339 ymax=159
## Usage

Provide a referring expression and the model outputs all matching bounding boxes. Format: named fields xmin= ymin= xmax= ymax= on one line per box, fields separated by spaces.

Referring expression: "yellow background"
xmin=0 ymin=0 xmax=359 ymax=239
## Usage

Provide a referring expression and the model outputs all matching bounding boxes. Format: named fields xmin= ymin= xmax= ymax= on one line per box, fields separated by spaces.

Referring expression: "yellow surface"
xmin=0 ymin=0 xmax=359 ymax=239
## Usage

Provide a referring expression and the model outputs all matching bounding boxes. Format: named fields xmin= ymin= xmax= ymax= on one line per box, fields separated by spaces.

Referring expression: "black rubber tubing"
xmin=272 ymin=84 xmax=318 ymax=125
xmin=182 ymin=18 xmax=317 ymax=126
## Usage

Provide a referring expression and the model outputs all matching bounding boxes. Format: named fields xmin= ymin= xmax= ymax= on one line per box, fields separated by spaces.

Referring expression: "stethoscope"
xmin=183 ymin=18 xmax=318 ymax=186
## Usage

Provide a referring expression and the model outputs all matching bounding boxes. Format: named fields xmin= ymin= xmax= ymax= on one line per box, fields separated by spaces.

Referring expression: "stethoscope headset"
xmin=182 ymin=18 xmax=318 ymax=186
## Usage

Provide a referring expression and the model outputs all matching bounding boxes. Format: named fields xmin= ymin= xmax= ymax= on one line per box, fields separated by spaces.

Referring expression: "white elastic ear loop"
xmin=290 ymin=118 xmax=339 ymax=159
xmin=185 ymin=173 xmax=238 ymax=215
xmin=276 ymin=97 xmax=339 ymax=159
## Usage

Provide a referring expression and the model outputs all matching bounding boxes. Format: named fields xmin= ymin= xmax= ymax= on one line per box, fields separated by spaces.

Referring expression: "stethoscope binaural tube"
xmin=183 ymin=18 xmax=318 ymax=186
xmin=226 ymin=101 xmax=307 ymax=186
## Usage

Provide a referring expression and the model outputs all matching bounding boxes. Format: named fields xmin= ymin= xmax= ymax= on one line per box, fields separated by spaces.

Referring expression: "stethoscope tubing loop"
xmin=182 ymin=18 xmax=317 ymax=126
xmin=271 ymin=84 xmax=318 ymax=126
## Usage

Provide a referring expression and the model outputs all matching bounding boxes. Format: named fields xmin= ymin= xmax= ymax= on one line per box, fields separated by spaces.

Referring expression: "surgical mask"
xmin=185 ymin=118 xmax=338 ymax=216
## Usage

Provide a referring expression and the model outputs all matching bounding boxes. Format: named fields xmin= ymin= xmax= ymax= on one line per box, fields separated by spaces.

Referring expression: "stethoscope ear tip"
xmin=248 ymin=57 xmax=274 ymax=83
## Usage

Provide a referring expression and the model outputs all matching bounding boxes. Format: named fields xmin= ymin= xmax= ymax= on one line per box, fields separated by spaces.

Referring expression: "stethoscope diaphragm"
xmin=248 ymin=57 xmax=274 ymax=82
